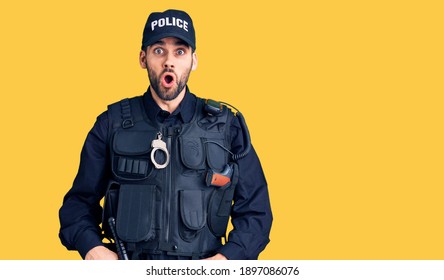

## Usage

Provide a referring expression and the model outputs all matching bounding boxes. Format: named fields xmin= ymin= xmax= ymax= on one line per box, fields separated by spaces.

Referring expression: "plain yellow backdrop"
xmin=0 ymin=0 xmax=443 ymax=260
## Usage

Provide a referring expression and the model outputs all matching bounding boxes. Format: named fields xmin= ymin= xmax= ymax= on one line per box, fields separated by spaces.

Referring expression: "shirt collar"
xmin=142 ymin=86 xmax=196 ymax=124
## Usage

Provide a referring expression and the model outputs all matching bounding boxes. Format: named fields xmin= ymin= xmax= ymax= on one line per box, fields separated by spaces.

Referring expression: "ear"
xmin=191 ymin=52 xmax=198 ymax=71
xmin=139 ymin=50 xmax=147 ymax=69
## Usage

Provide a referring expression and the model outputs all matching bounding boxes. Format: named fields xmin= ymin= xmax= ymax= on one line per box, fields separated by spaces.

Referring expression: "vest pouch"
xmin=179 ymin=137 xmax=206 ymax=170
xmin=112 ymin=130 xmax=157 ymax=180
xmin=207 ymin=163 xmax=239 ymax=237
xmin=116 ymin=184 xmax=156 ymax=243
xmin=178 ymin=190 xmax=206 ymax=242
xmin=205 ymin=138 xmax=229 ymax=172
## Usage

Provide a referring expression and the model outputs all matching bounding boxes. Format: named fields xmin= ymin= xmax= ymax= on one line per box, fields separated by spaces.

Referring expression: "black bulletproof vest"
xmin=102 ymin=96 xmax=239 ymax=258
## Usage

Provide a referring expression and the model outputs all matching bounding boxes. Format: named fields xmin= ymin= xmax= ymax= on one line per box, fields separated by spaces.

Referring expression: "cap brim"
xmin=142 ymin=32 xmax=195 ymax=50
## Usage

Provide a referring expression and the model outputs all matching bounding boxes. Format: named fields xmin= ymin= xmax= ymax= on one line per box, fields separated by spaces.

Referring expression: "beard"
xmin=148 ymin=63 xmax=192 ymax=101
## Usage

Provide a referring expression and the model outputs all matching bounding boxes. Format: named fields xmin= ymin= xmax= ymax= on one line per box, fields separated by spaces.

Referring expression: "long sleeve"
xmin=218 ymin=116 xmax=273 ymax=259
xmin=58 ymin=112 xmax=110 ymax=259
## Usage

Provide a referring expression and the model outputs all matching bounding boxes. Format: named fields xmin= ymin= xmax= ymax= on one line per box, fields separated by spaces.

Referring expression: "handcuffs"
xmin=150 ymin=132 xmax=170 ymax=169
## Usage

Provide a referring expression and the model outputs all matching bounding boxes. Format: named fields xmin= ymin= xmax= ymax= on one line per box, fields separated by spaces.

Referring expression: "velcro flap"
xmin=113 ymin=130 xmax=157 ymax=155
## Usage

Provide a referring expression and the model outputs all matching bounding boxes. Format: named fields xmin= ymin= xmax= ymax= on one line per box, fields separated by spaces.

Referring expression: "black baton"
xmin=108 ymin=217 xmax=129 ymax=260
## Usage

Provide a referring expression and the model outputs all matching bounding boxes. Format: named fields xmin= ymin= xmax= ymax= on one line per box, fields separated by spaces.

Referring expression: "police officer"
xmin=59 ymin=9 xmax=272 ymax=260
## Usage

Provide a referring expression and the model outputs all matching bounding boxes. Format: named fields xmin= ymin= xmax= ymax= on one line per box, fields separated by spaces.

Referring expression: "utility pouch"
xmin=205 ymin=138 xmax=229 ymax=171
xmin=179 ymin=137 xmax=206 ymax=170
xmin=207 ymin=163 xmax=239 ymax=237
xmin=112 ymin=130 xmax=158 ymax=180
xmin=178 ymin=190 xmax=206 ymax=242
xmin=116 ymin=184 xmax=157 ymax=243
xmin=178 ymin=136 xmax=229 ymax=175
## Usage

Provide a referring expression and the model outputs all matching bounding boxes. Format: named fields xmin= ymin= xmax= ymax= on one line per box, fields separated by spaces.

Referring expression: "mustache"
xmin=162 ymin=68 xmax=176 ymax=75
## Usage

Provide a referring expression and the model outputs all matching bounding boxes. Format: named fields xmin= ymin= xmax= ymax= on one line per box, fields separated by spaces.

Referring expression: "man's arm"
xmin=58 ymin=112 xmax=112 ymax=259
xmin=217 ymin=117 xmax=273 ymax=260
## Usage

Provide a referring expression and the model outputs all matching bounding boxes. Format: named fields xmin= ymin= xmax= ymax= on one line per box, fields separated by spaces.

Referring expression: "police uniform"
xmin=58 ymin=10 xmax=272 ymax=260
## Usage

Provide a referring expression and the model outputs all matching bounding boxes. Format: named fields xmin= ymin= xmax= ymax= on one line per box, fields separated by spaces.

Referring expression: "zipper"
xmin=164 ymin=126 xmax=174 ymax=242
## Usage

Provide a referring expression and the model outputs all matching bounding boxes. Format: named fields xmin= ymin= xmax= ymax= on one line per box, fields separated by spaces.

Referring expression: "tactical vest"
xmin=102 ymin=96 xmax=239 ymax=259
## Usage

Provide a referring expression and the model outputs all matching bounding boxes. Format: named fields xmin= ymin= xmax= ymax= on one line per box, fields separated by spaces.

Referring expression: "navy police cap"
xmin=142 ymin=9 xmax=196 ymax=51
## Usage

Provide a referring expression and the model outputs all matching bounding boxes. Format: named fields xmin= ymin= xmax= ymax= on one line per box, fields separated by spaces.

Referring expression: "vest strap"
xmin=120 ymin=98 xmax=134 ymax=128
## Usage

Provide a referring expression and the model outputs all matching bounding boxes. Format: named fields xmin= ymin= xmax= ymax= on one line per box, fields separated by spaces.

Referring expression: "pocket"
xmin=178 ymin=190 xmax=206 ymax=242
xmin=116 ymin=184 xmax=156 ymax=243
xmin=178 ymin=137 xmax=206 ymax=170
xmin=178 ymin=136 xmax=229 ymax=174
xmin=205 ymin=138 xmax=229 ymax=171
xmin=112 ymin=130 xmax=157 ymax=180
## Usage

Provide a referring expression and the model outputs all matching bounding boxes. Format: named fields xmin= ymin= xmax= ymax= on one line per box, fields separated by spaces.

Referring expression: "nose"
xmin=163 ymin=52 xmax=175 ymax=69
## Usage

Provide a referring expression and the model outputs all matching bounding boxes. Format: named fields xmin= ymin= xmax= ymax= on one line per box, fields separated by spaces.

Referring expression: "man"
xmin=59 ymin=9 xmax=272 ymax=260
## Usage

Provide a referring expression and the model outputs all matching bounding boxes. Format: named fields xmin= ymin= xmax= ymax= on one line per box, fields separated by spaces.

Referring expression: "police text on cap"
xmin=151 ymin=17 xmax=189 ymax=32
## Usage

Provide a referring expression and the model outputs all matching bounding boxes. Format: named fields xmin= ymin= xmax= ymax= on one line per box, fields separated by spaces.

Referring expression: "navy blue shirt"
xmin=59 ymin=88 xmax=272 ymax=259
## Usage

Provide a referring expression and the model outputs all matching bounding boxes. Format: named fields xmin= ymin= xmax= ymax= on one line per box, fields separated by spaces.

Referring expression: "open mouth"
xmin=161 ymin=73 xmax=176 ymax=88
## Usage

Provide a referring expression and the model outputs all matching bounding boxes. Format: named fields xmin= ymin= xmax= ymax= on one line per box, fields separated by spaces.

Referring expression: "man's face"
xmin=140 ymin=37 xmax=197 ymax=101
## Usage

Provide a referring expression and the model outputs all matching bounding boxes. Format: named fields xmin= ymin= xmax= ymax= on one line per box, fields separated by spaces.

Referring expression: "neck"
xmin=150 ymin=87 xmax=186 ymax=113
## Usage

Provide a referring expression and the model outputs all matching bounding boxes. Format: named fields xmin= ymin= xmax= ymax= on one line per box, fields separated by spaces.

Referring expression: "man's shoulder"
xmin=97 ymin=110 xmax=109 ymax=122
xmin=104 ymin=95 xmax=145 ymax=129
xmin=105 ymin=95 xmax=144 ymax=117
xmin=106 ymin=95 xmax=144 ymax=109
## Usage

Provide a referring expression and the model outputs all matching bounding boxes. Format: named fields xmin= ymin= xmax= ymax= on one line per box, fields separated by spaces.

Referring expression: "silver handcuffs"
xmin=150 ymin=132 xmax=170 ymax=169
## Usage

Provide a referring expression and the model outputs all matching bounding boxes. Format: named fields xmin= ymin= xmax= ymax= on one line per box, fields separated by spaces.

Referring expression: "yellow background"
xmin=0 ymin=0 xmax=443 ymax=260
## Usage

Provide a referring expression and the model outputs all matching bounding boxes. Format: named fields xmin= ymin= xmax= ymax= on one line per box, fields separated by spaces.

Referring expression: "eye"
xmin=154 ymin=48 xmax=164 ymax=55
xmin=176 ymin=49 xmax=186 ymax=55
